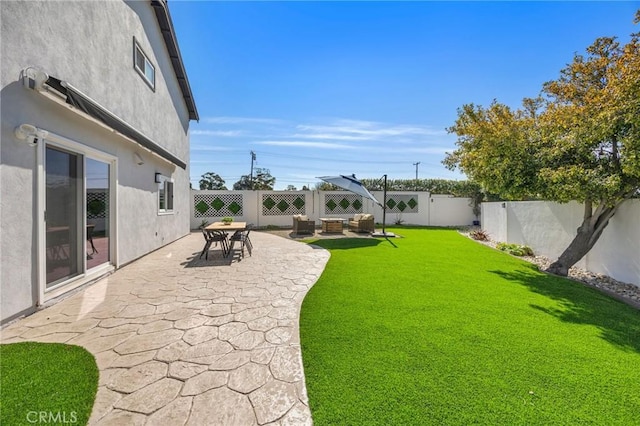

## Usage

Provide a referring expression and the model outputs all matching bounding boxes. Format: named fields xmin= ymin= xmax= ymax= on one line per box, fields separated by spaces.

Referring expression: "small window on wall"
xmin=156 ymin=174 xmax=174 ymax=214
xmin=133 ymin=38 xmax=155 ymax=90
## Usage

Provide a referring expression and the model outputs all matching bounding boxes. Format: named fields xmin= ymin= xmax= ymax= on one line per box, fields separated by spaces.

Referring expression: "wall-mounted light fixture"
xmin=14 ymin=124 xmax=48 ymax=146
xmin=133 ymin=152 xmax=144 ymax=165
xmin=155 ymin=172 xmax=162 ymax=183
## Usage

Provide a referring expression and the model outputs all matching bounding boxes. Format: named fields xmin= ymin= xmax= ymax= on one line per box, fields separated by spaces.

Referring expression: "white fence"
xmin=191 ymin=190 xmax=476 ymax=230
xmin=482 ymin=200 xmax=640 ymax=286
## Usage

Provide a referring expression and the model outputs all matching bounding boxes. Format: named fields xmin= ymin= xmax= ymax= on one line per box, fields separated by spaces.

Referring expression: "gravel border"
xmin=460 ymin=229 xmax=640 ymax=309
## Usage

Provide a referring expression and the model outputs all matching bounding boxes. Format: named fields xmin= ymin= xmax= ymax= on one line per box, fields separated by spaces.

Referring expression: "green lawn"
xmin=300 ymin=227 xmax=640 ymax=425
xmin=0 ymin=342 xmax=98 ymax=425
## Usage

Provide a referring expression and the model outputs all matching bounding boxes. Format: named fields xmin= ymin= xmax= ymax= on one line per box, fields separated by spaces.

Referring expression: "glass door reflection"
xmin=45 ymin=147 xmax=81 ymax=287
xmin=86 ymin=158 xmax=110 ymax=270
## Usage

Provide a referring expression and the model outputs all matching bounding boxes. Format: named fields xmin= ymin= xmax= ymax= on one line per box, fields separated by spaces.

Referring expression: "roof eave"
xmin=150 ymin=0 xmax=200 ymax=122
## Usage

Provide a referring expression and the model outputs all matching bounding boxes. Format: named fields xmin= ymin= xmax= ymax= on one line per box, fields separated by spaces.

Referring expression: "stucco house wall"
xmin=1 ymin=1 xmax=197 ymax=323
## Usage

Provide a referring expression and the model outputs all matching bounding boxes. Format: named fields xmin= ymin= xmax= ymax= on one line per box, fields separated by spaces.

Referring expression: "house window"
xmin=133 ymin=38 xmax=155 ymax=90
xmin=157 ymin=175 xmax=174 ymax=214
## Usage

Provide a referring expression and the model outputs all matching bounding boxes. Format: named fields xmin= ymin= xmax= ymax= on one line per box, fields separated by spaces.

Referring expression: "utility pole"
xmin=250 ymin=151 xmax=256 ymax=190
xmin=413 ymin=162 xmax=420 ymax=190
xmin=413 ymin=162 xmax=420 ymax=180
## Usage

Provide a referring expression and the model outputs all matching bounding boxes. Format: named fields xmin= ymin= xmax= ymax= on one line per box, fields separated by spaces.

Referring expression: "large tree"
xmin=233 ymin=168 xmax=276 ymax=190
xmin=444 ymin=16 xmax=640 ymax=276
xmin=199 ymin=172 xmax=227 ymax=190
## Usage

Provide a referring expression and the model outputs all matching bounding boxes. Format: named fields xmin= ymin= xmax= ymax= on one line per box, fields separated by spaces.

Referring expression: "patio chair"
xmin=199 ymin=229 xmax=229 ymax=260
xmin=293 ymin=215 xmax=315 ymax=235
xmin=229 ymin=228 xmax=252 ymax=258
xmin=348 ymin=214 xmax=375 ymax=233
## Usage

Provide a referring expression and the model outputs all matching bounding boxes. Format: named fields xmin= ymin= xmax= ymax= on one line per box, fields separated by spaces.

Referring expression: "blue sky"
xmin=168 ymin=1 xmax=639 ymax=190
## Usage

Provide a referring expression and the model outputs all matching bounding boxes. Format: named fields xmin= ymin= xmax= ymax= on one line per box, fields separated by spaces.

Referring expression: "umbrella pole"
xmin=382 ymin=174 xmax=387 ymax=235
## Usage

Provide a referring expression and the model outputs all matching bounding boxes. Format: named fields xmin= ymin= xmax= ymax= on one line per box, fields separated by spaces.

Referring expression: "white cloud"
xmin=291 ymin=133 xmax=369 ymax=141
xmin=253 ymin=141 xmax=357 ymax=150
xmin=295 ymin=120 xmax=447 ymax=141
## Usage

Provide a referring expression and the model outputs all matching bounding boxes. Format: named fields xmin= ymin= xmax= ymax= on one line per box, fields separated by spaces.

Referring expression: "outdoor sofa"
xmin=348 ymin=213 xmax=375 ymax=233
xmin=293 ymin=215 xmax=315 ymax=235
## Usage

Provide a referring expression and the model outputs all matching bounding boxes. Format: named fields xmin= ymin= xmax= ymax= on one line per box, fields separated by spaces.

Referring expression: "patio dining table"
xmin=204 ymin=222 xmax=247 ymax=258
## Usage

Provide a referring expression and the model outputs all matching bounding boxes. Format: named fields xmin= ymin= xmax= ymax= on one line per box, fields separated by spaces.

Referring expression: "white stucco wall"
xmin=190 ymin=190 xmax=475 ymax=229
xmin=1 ymin=1 xmax=193 ymax=322
xmin=482 ymin=200 xmax=639 ymax=286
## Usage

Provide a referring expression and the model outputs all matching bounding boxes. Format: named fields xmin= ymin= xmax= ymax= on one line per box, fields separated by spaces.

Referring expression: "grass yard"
xmin=300 ymin=227 xmax=640 ymax=425
xmin=0 ymin=342 xmax=98 ymax=425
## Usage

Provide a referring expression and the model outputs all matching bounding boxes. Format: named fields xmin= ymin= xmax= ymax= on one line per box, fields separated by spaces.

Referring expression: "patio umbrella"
xmin=317 ymin=174 xmax=381 ymax=206
xmin=317 ymin=174 xmax=394 ymax=237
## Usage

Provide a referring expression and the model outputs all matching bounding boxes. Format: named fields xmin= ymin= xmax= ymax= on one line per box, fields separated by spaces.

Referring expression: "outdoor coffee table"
xmin=320 ymin=218 xmax=346 ymax=233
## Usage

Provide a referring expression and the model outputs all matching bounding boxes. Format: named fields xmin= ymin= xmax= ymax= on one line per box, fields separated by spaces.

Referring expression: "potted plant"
xmin=221 ymin=216 xmax=234 ymax=225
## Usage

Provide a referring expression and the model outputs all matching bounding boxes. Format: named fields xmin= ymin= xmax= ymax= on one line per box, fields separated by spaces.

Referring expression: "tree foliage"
xmin=233 ymin=168 xmax=276 ymax=190
xmin=199 ymin=172 xmax=227 ymax=190
xmin=444 ymin=16 xmax=640 ymax=276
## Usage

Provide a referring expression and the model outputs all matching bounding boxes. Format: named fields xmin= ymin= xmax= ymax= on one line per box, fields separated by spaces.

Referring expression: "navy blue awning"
xmin=45 ymin=76 xmax=186 ymax=169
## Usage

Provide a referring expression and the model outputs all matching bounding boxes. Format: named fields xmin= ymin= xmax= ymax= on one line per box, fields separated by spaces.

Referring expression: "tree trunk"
xmin=545 ymin=200 xmax=619 ymax=276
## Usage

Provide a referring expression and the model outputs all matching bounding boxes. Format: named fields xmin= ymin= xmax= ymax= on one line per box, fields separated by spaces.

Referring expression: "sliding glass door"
xmin=45 ymin=146 xmax=111 ymax=289
xmin=45 ymin=147 xmax=82 ymax=287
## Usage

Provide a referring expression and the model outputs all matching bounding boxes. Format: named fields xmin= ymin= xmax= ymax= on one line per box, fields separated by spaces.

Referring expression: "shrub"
xmin=469 ymin=229 xmax=490 ymax=241
xmin=496 ymin=242 xmax=533 ymax=257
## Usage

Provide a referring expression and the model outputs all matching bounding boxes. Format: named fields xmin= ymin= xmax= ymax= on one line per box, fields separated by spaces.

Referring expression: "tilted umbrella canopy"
xmin=317 ymin=174 xmax=382 ymax=206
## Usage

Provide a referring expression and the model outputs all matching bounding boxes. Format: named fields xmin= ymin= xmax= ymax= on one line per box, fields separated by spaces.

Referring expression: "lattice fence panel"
xmin=194 ymin=193 xmax=244 ymax=217
xmin=87 ymin=189 xmax=108 ymax=219
xmin=262 ymin=193 xmax=307 ymax=216
xmin=323 ymin=193 xmax=363 ymax=215
xmin=385 ymin=194 xmax=419 ymax=213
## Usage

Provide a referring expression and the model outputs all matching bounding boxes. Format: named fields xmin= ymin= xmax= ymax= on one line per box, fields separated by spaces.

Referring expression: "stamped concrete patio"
xmin=0 ymin=231 xmax=330 ymax=425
